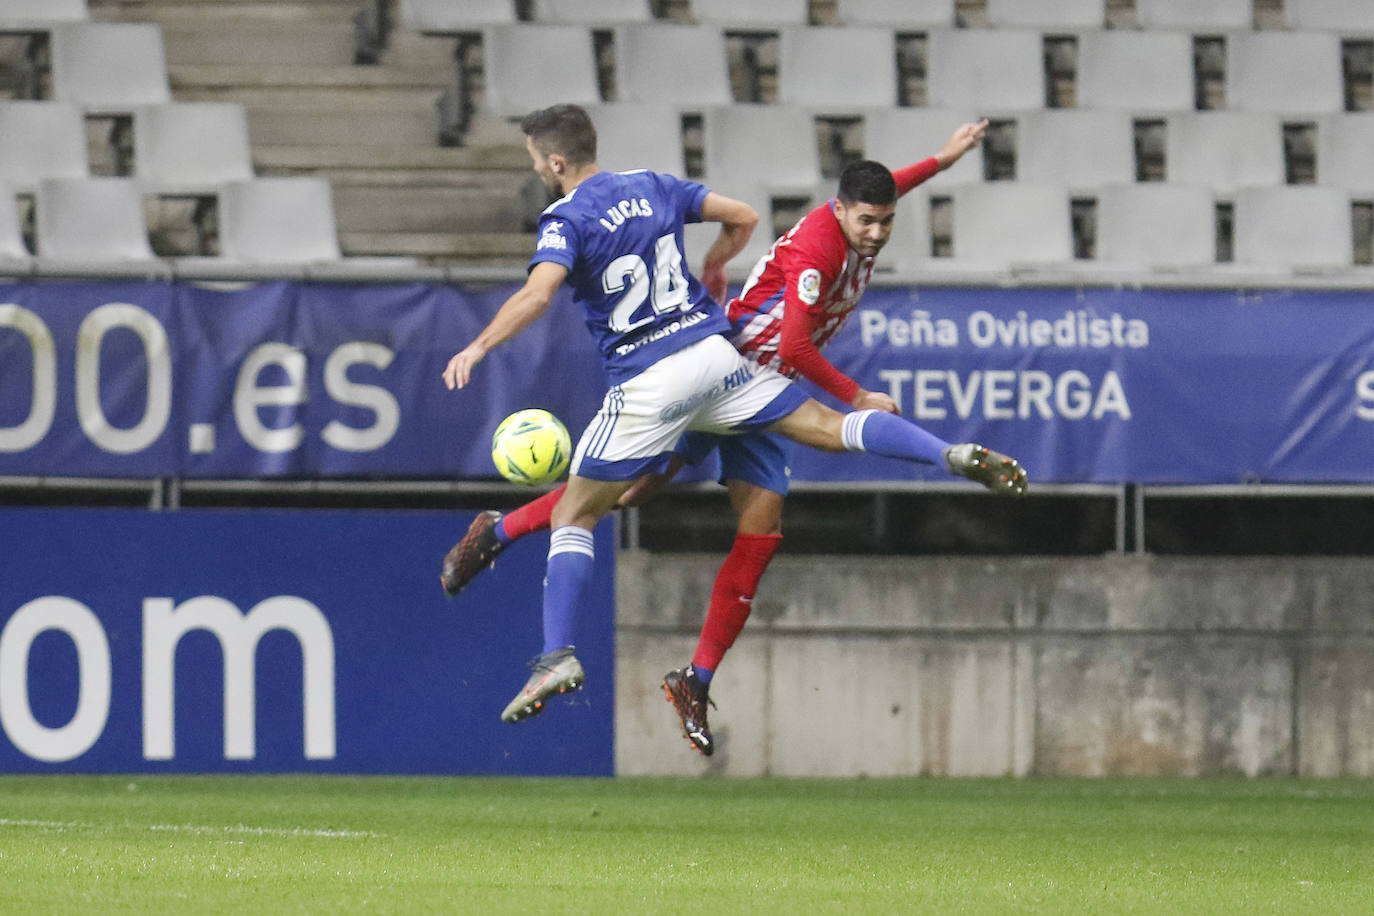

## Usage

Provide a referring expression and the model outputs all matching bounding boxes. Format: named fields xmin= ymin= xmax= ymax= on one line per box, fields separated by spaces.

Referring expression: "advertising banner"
xmin=2 ymin=280 xmax=1374 ymax=483
xmin=0 ymin=508 xmax=615 ymax=775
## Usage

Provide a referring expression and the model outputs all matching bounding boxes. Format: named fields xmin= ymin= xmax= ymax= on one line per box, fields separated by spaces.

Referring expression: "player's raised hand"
xmin=935 ymin=119 xmax=989 ymax=170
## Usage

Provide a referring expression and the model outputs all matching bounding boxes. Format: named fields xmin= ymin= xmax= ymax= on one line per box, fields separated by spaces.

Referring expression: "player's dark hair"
xmin=521 ymin=104 xmax=597 ymax=166
xmin=836 ymin=160 xmax=897 ymax=206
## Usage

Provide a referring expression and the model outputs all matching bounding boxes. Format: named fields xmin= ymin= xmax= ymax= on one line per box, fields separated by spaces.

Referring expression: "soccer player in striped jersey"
xmin=441 ymin=107 xmax=1025 ymax=731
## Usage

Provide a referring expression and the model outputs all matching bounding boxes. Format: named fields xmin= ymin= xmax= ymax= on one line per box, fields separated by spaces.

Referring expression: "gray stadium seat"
xmin=482 ymin=25 xmax=600 ymax=117
xmin=1233 ymin=186 xmax=1352 ymax=270
xmin=0 ymin=101 xmax=88 ymax=192
xmin=1317 ymin=113 xmax=1374 ymax=195
xmin=0 ymin=0 xmax=86 ymax=27
xmin=681 ymin=180 xmax=775 ymax=281
xmin=398 ymin=0 xmax=515 ymax=32
xmin=984 ymin=0 xmax=1104 ymax=29
xmin=701 ymin=104 xmax=820 ymax=191
xmin=1226 ymin=31 xmax=1344 ymax=115
xmin=834 ymin=0 xmax=954 ymax=28
xmin=217 ymin=177 xmax=341 ymax=263
xmin=35 ymin=177 xmax=156 ymax=261
xmin=926 ymin=30 xmax=1045 ymax=112
xmin=1284 ymin=0 xmax=1374 ymax=30
xmin=863 ymin=108 xmax=984 ymax=182
xmin=614 ymin=24 xmax=732 ymax=108
xmin=1094 ymin=184 xmax=1215 ymax=270
xmin=587 ymin=103 xmax=685 ymax=176
xmin=1134 ymin=0 xmax=1252 ymax=30
xmin=0 ymin=183 xmax=29 ymax=261
xmin=1165 ymin=112 xmax=1284 ymax=192
xmin=133 ymin=103 xmax=253 ymax=194
xmin=1017 ymin=110 xmax=1135 ymax=190
xmin=779 ymin=26 xmax=897 ymax=109
xmin=948 ymin=183 xmax=1073 ymax=267
xmin=48 ymin=22 xmax=171 ymax=115
xmin=532 ymin=0 xmax=651 ymax=22
xmin=689 ymin=0 xmax=808 ymax=25
xmin=1075 ymin=30 xmax=1194 ymax=112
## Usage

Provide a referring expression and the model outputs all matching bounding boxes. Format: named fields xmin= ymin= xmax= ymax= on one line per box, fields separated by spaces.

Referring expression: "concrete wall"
xmin=614 ymin=553 xmax=1374 ymax=777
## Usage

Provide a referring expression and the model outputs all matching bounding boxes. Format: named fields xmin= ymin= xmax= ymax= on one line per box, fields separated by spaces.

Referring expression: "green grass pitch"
xmin=1 ymin=776 xmax=1372 ymax=914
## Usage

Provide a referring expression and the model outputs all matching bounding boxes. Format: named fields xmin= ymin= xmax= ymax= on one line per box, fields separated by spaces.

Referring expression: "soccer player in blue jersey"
xmin=442 ymin=104 xmax=1026 ymax=725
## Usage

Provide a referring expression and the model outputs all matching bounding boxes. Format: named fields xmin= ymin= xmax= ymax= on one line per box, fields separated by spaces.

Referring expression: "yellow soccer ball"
xmin=490 ymin=408 xmax=572 ymax=485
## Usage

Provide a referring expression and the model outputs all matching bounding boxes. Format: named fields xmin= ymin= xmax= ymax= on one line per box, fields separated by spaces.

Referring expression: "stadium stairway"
xmin=90 ymin=0 xmax=535 ymax=265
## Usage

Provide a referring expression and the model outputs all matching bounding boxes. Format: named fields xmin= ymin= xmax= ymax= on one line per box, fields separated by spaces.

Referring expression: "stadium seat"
xmin=0 ymin=101 xmax=88 ymax=192
xmin=132 ymin=103 xmax=254 ymax=194
xmin=1283 ymin=0 xmax=1374 ymax=30
xmin=1226 ymin=31 xmax=1344 ymax=115
xmin=0 ymin=184 xmax=30 ymax=261
xmin=48 ymin=22 xmax=171 ymax=115
xmin=397 ymin=0 xmax=515 ymax=32
xmin=217 ymin=177 xmax=342 ymax=263
xmin=1317 ymin=113 xmax=1374 ymax=195
xmin=1094 ymin=184 xmax=1215 ymax=270
xmin=614 ymin=24 xmax=732 ymax=108
xmin=984 ymin=0 xmax=1104 ymax=29
xmin=1233 ymin=186 xmax=1352 ymax=270
xmin=948 ymin=183 xmax=1073 ymax=266
xmin=1165 ymin=112 xmax=1285 ymax=192
xmin=481 ymin=25 xmax=600 ymax=117
xmin=778 ymin=26 xmax=897 ymax=109
xmin=1075 ymin=30 xmax=1194 ymax=112
xmin=833 ymin=0 xmax=954 ymax=28
xmin=701 ymin=104 xmax=820 ymax=191
xmin=35 ymin=177 xmax=156 ymax=261
xmin=926 ymin=30 xmax=1045 ymax=112
xmin=689 ymin=0 xmax=808 ymax=25
xmin=862 ymin=107 xmax=984 ymax=181
xmin=0 ymin=0 xmax=86 ymax=27
xmin=532 ymin=0 xmax=651 ymax=22
xmin=587 ymin=103 xmax=686 ymax=175
xmin=1016 ymin=110 xmax=1135 ymax=190
xmin=1134 ymin=0 xmax=1252 ymax=30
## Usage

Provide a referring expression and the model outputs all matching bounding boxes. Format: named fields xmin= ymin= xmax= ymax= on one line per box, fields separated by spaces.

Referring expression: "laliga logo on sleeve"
xmin=797 ymin=268 xmax=821 ymax=305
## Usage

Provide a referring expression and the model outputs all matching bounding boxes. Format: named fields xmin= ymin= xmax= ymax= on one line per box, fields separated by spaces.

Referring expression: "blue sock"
xmin=691 ymin=664 xmax=714 ymax=685
xmin=841 ymin=409 xmax=949 ymax=466
xmin=542 ymin=526 xmax=595 ymax=654
xmin=494 ymin=517 xmax=513 ymax=545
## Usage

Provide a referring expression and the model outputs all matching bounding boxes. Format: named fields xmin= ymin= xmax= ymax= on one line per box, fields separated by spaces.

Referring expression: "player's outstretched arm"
xmin=442 ymin=261 xmax=568 ymax=390
xmin=697 ymin=191 xmax=759 ymax=303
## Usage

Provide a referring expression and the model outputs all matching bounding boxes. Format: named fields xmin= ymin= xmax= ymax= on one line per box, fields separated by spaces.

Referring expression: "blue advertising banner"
xmin=3 ymin=279 xmax=1374 ymax=483
xmin=0 ymin=508 xmax=614 ymax=775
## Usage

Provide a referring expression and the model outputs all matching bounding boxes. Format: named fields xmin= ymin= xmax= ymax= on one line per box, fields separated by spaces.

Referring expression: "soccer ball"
xmin=490 ymin=409 xmax=572 ymax=485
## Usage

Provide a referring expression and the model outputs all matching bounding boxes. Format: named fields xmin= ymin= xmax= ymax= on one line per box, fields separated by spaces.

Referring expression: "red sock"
xmin=499 ymin=484 xmax=565 ymax=541
xmin=692 ymin=533 xmax=782 ymax=673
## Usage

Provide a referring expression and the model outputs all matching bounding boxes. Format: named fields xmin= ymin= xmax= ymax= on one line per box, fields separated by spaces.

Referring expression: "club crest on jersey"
xmin=538 ymin=220 xmax=567 ymax=251
xmin=797 ymin=268 xmax=822 ymax=305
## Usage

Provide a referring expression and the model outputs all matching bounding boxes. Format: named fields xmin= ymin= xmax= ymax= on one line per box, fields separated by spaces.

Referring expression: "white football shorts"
xmin=571 ymin=335 xmax=807 ymax=481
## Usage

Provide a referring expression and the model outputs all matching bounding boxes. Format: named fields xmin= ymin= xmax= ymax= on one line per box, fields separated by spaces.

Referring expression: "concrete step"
xmin=339 ymin=231 xmax=533 ymax=264
xmin=170 ymin=63 xmax=451 ymax=92
xmin=254 ymin=143 xmax=527 ymax=172
xmin=333 ymin=185 xmax=524 ymax=233
xmin=159 ymin=21 xmax=357 ymax=66
xmin=245 ymin=106 xmax=436 ymax=146
xmin=95 ymin=1 xmax=358 ymax=23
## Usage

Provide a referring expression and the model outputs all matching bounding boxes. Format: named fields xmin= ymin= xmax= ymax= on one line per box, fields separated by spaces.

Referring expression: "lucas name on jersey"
xmin=598 ymin=197 xmax=655 ymax=232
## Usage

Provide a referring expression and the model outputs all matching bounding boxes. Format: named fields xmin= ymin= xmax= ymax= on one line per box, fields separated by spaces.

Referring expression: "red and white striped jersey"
xmin=724 ymin=158 xmax=939 ymax=406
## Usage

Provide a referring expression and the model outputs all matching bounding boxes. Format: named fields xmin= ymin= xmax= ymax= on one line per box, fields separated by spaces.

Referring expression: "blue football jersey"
xmin=529 ymin=169 xmax=730 ymax=382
